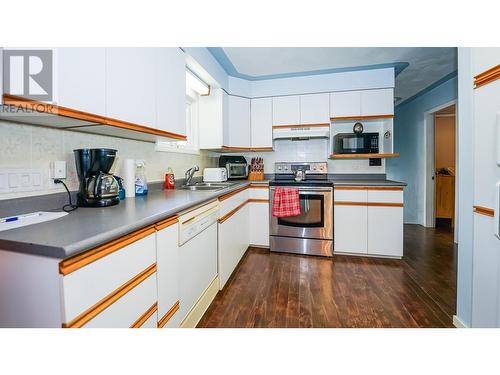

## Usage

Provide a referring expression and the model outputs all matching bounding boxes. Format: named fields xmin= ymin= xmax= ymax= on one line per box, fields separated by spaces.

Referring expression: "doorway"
xmin=424 ymin=101 xmax=458 ymax=241
xmin=434 ymin=104 xmax=456 ymax=228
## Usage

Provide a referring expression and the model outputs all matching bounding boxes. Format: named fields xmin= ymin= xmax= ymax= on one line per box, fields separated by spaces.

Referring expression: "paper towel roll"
xmin=122 ymin=158 xmax=136 ymax=198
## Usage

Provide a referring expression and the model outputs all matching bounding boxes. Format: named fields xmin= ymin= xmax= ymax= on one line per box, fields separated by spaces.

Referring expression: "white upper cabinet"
xmin=251 ymin=97 xmax=273 ymax=148
xmin=330 ymin=91 xmax=361 ymax=118
xmin=155 ymin=48 xmax=186 ymax=136
xmin=360 ymin=88 xmax=394 ymax=116
xmin=300 ymin=93 xmax=330 ymax=124
xmin=198 ymin=88 xmax=227 ymax=149
xmin=105 ymin=48 xmax=157 ymax=127
xmin=273 ymin=95 xmax=300 ymax=125
xmin=54 ymin=48 xmax=106 ymax=116
xmin=226 ymin=95 xmax=251 ymax=148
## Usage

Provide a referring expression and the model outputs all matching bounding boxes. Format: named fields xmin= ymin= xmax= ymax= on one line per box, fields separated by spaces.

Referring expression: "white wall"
xmin=250 ymin=67 xmax=394 ymax=97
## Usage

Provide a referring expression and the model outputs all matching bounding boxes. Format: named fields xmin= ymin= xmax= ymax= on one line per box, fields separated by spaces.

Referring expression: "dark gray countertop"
xmin=0 ymin=181 xmax=254 ymax=260
xmin=0 ymin=175 xmax=405 ymax=260
xmin=331 ymin=179 xmax=407 ymax=186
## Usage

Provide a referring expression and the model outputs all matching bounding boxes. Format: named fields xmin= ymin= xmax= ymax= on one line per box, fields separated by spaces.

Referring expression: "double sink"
xmin=178 ymin=182 xmax=235 ymax=191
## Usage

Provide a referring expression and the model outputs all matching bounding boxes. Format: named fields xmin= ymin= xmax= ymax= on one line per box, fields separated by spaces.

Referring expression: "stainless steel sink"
xmin=178 ymin=182 xmax=234 ymax=191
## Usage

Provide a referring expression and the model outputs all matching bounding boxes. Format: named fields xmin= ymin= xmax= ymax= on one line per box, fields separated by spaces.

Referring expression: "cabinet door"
xmin=105 ymin=48 xmax=157 ymax=127
xmin=82 ymin=273 xmax=157 ymax=328
xmin=198 ymin=88 xmax=225 ymax=149
xmin=367 ymin=206 xmax=403 ymax=257
xmin=156 ymin=221 xmax=180 ymax=328
xmin=330 ymin=91 xmax=361 ymax=118
xmin=300 ymin=93 xmax=330 ymax=124
xmin=55 ymin=48 xmax=106 ymax=116
xmin=272 ymin=95 xmax=300 ymax=125
xmin=334 ymin=205 xmax=368 ymax=254
xmin=361 ymin=88 xmax=394 ymax=116
xmin=218 ymin=204 xmax=250 ymax=289
xmin=251 ymin=97 xmax=273 ymax=148
xmin=156 ymin=48 xmax=186 ymax=136
xmin=226 ymin=95 xmax=251 ymax=148
xmin=250 ymin=201 xmax=269 ymax=247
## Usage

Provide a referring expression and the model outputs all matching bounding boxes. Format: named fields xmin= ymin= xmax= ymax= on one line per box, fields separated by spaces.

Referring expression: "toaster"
xmin=203 ymin=168 xmax=228 ymax=182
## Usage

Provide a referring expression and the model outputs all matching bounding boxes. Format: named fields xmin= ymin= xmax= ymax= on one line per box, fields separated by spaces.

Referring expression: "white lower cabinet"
xmin=334 ymin=205 xmax=368 ymax=254
xmin=249 ymin=186 xmax=270 ymax=247
xmin=156 ymin=219 xmax=181 ymax=328
xmin=367 ymin=206 xmax=403 ymax=257
xmin=334 ymin=187 xmax=403 ymax=258
xmin=250 ymin=202 xmax=269 ymax=247
xmin=82 ymin=273 xmax=157 ymax=328
xmin=60 ymin=230 xmax=157 ymax=326
xmin=218 ymin=191 xmax=250 ymax=289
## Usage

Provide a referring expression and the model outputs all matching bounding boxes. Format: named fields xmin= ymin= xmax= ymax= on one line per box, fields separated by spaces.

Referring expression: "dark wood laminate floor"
xmin=198 ymin=224 xmax=457 ymax=328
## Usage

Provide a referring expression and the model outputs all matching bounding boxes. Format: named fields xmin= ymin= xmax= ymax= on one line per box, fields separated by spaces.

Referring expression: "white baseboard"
xmin=453 ymin=315 xmax=468 ymax=328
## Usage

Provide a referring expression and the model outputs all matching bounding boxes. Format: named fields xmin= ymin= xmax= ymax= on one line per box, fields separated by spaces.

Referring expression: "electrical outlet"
xmin=50 ymin=161 xmax=66 ymax=179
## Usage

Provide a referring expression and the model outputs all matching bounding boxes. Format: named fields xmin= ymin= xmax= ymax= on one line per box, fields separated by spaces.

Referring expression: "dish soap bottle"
xmin=135 ymin=160 xmax=148 ymax=196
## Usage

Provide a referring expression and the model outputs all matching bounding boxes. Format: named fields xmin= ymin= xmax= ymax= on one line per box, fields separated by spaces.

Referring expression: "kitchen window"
xmin=156 ymin=76 xmax=201 ymax=155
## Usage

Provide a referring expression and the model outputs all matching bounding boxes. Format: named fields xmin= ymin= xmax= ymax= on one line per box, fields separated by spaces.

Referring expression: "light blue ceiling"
xmin=207 ymin=47 xmax=457 ymax=104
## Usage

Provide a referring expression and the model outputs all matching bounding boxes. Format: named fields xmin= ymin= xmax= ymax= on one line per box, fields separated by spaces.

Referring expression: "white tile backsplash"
xmin=0 ymin=120 xmax=218 ymax=200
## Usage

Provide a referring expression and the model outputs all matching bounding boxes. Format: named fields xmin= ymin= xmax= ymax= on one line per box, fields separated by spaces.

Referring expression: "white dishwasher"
xmin=177 ymin=200 xmax=219 ymax=324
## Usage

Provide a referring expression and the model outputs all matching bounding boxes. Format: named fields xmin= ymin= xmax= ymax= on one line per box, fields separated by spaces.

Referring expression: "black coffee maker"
xmin=74 ymin=148 xmax=120 ymax=207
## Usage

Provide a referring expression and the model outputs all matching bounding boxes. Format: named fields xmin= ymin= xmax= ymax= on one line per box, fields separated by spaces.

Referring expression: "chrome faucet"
xmin=185 ymin=165 xmax=199 ymax=186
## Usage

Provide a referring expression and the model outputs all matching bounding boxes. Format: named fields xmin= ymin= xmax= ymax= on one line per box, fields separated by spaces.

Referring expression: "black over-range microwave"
xmin=333 ymin=132 xmax=379 ymax=154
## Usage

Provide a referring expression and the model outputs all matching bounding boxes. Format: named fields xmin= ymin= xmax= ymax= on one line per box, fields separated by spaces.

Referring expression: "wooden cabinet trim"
xmin=474 ymin=65 xmax=500 ymax=89
xmin=130 ymin=302 xmax=158 ymax=328
xmin=330 ymin=114 xmax=394 ymax=121
xmin=218 ymin=185 xmax=249 ymax=201
xmin=249 ymin=184 xmax=269 ymax=189
xmin=218 ymin=198 xmax=269 ymax=224
xmin=330 ymin=153 xmax=400 ymax=159
xmin=63 ymin=263 xmax=157 ymax=328
xmin=59 ymin=226 xmax=156 ymax=276
xmin=221 ymin=146 xmax=273 ymax=152
xmin=218 ymin=200 xmax=249 ymax=224
xmin=158 ymin=301 xmax=180 ymax=328
xmin=473 ymin=205 xmax=494 ymax=217
xmin=272 ymin=123 xmax=330 ymax=129
xmin=334 ymin=201 xmax=403 ymax=207
xmin=2 ymin=94 xmax=187 ymax=141
xmin=155 ymin=216 xmax=179 ymax=231
xmin=248 ymin=199 xmax=270 ymax=203
xmin=335 ymin=186 xmax=404 ymax=191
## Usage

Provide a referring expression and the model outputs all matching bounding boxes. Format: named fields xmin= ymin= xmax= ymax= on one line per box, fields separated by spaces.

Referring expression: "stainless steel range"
xmin=269 ymin=162 xmax=333 ymax=257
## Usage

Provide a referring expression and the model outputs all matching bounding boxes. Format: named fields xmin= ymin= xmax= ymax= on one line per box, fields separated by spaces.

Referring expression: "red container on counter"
xmin=165 ymin=168 xmax=175 ymax=189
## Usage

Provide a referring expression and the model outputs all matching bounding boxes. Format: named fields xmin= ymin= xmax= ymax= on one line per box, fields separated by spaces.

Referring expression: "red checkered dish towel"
xmin=272 ymin=187 xmax=301 ymax=218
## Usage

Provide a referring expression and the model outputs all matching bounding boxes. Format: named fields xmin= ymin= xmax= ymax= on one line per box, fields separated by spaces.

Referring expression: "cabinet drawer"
xmin=367 ymin=190 xmax=403 ymax=204
xmin=219 ymin=187 xmax=249 ymax=217
xmin=60 ymin=229 xmax=156 ymax=325
xmin=82 ymin=272 xmax=157 ymax=328
xmin=250 ymin=186 xmax=269 ymax=200
xmin=334 ymin=189 xmax=367 ymax=202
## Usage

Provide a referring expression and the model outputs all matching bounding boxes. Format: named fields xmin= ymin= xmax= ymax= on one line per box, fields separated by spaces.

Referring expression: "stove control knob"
xmin=278 ymin=166 xmax=282 ymax=171
xmin=313 ymin=166 xmax=317 ymax=170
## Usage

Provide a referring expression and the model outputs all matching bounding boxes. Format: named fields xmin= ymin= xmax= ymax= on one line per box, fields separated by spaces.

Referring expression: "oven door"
xmin=269 ymin=186 xmax=333 ymax=240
